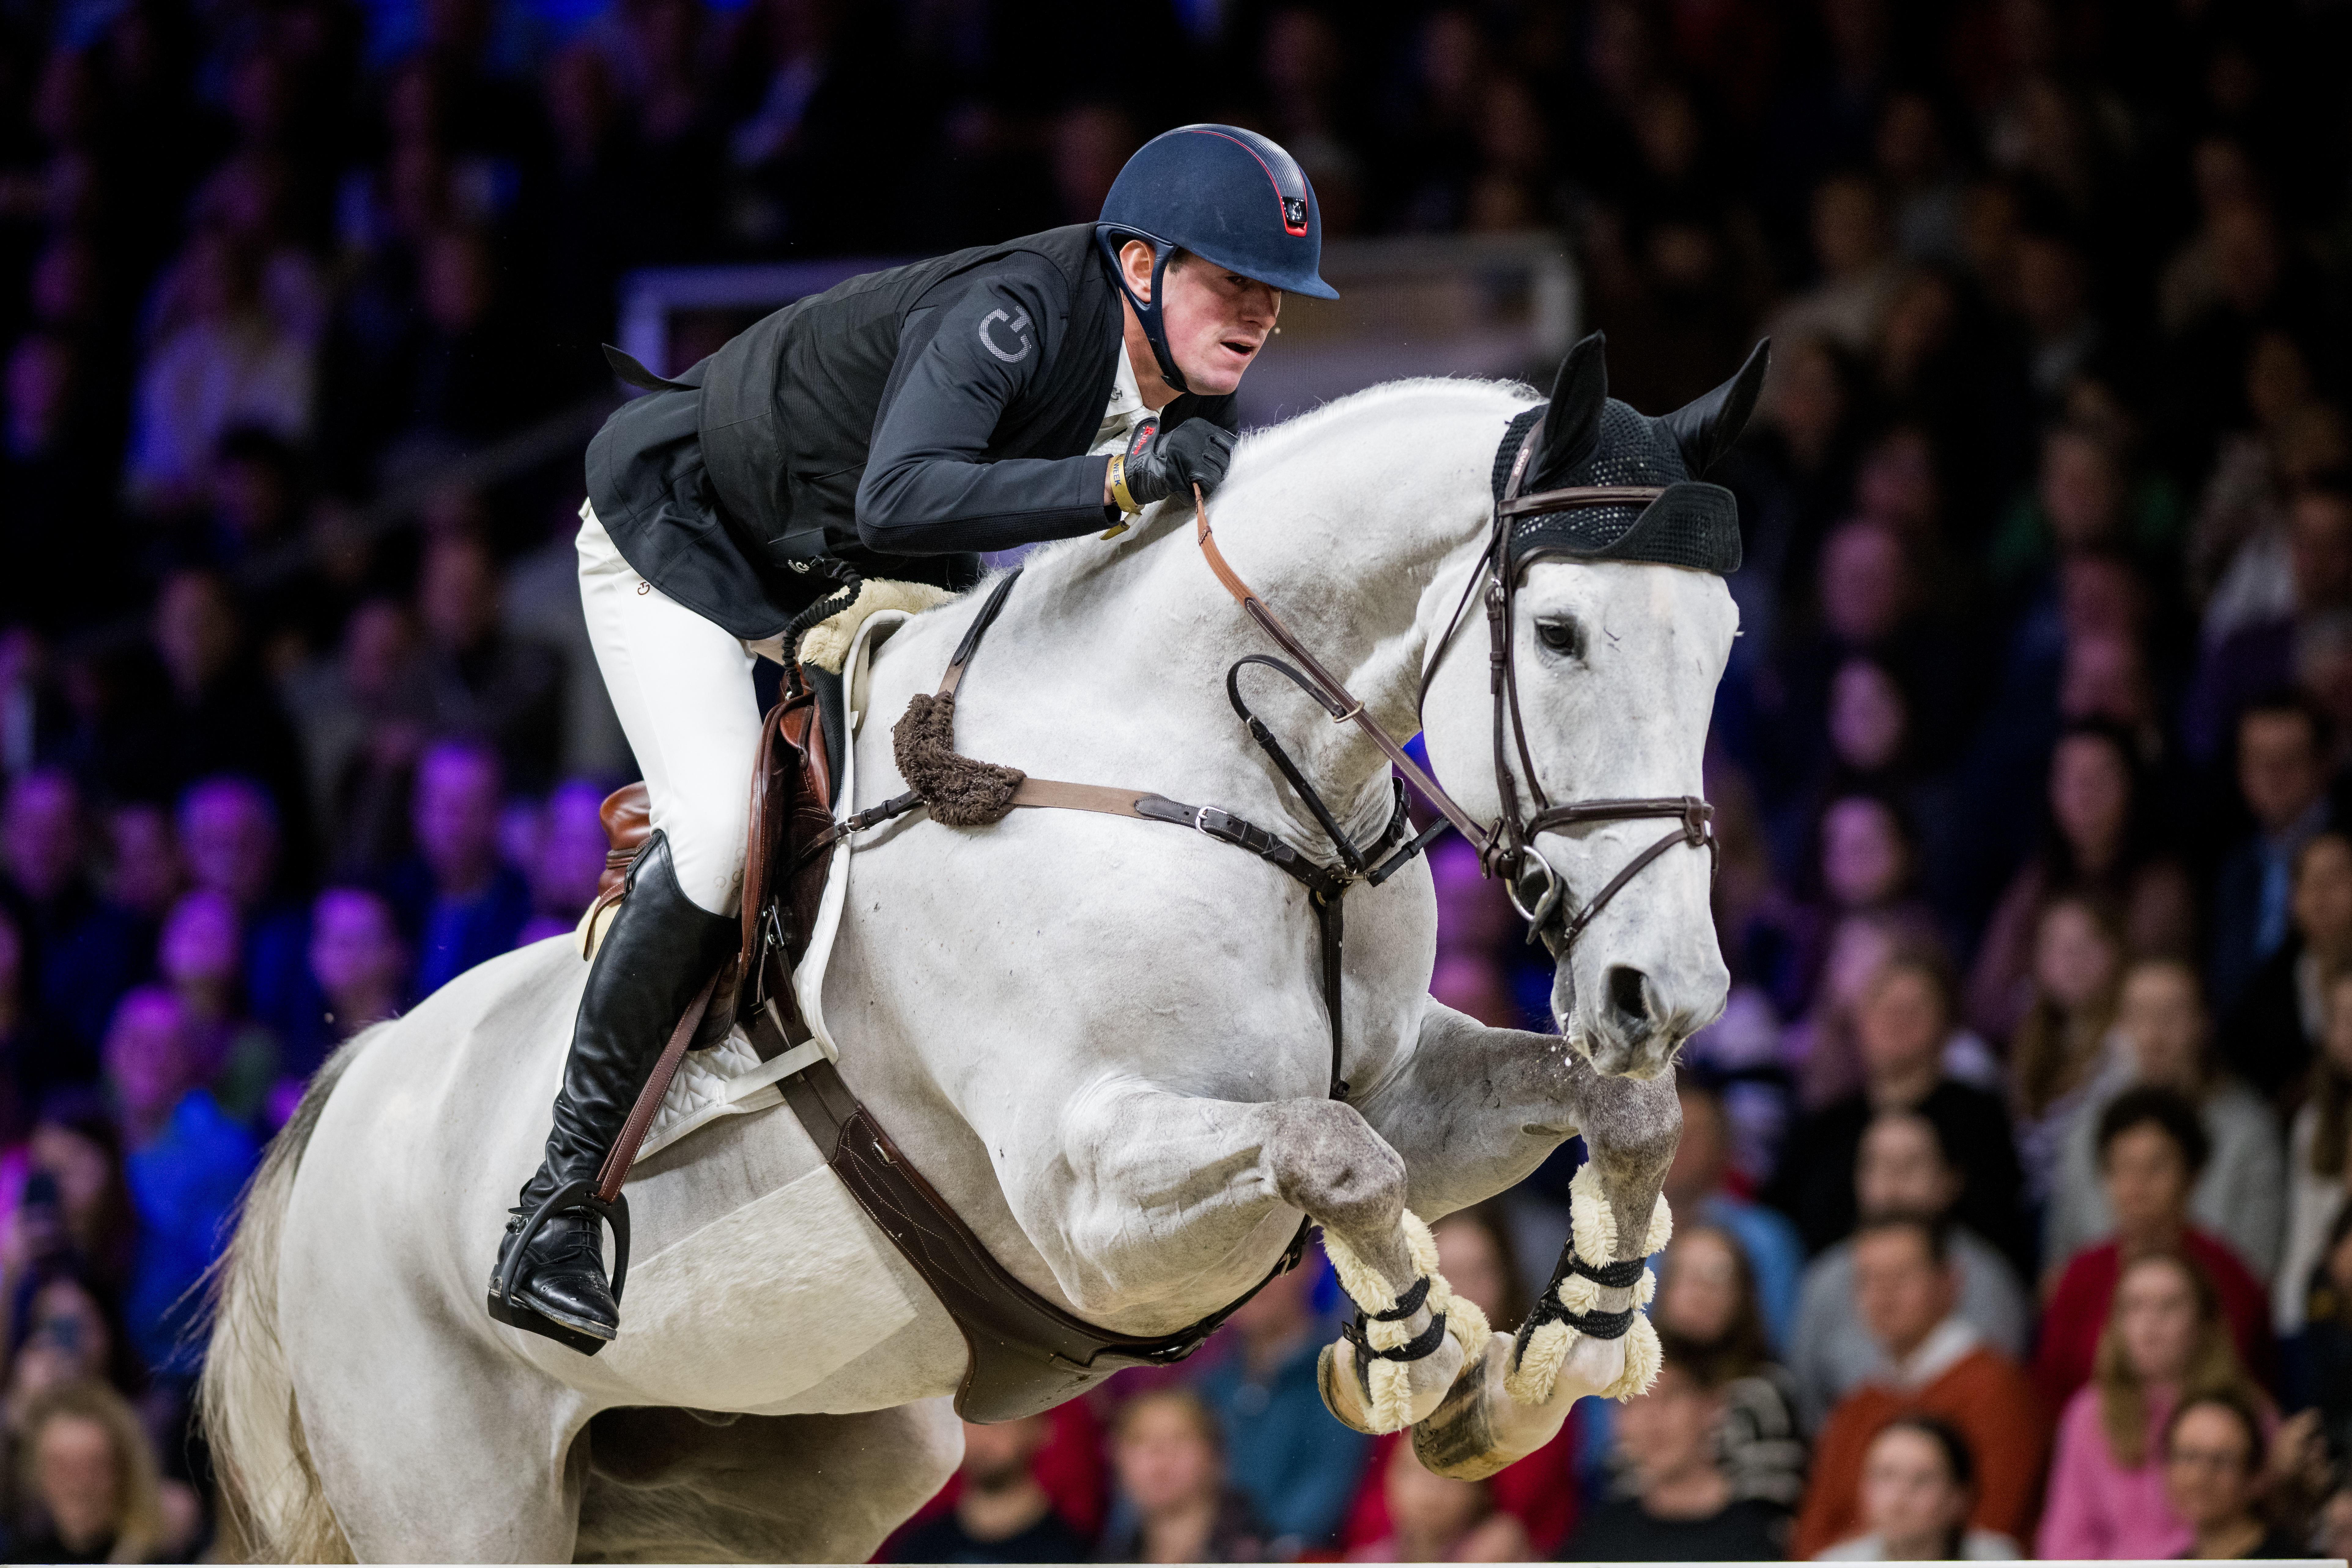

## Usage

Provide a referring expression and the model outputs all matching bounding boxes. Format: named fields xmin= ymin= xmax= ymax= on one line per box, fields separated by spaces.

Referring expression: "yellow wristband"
xmin=1108 ymin=453 xmax=1142 ymax=515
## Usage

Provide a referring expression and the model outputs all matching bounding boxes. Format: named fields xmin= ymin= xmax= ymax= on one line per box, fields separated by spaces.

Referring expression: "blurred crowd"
xmin=0 ymin=0 xmax=2342 ymax=1555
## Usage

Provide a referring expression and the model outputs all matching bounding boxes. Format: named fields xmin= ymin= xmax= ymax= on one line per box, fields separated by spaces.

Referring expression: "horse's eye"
xmin=1536 ymin=617 xmax=1584 ymax=659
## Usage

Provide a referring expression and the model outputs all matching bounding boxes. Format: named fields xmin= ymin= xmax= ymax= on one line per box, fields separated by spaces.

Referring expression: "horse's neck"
xmin=1010 ymin=384 xmax=1518 ymax=825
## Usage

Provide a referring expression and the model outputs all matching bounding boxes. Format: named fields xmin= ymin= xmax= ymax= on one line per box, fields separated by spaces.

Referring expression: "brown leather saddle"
xmin=589 ymin=645 xmax=1304 ymax=1422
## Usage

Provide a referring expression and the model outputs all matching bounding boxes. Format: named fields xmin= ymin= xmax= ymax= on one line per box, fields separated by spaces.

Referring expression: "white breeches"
xmin=577 ymin=504 xmax=766 ymax=916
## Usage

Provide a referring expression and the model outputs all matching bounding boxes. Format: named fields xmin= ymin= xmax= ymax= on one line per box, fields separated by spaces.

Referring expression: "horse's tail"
xmin=199 ymin=1028 xmax=383 ymax=1564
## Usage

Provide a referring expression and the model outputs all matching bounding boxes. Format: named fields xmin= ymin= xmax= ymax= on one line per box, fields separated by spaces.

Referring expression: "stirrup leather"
xmin=486 ymin=1178 xmax=632 ymax=1357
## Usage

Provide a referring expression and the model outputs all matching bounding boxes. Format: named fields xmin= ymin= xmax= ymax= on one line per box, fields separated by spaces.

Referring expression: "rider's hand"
xmin=1117 ymin=418 xmax=1237 ymax=509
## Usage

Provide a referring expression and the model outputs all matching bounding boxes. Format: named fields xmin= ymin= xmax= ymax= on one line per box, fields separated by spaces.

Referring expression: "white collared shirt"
xmin=1088 ymin=344 xmax=1154 ymax=457
xmin=1880 ymin=1315 xmax=1981 ymax=1392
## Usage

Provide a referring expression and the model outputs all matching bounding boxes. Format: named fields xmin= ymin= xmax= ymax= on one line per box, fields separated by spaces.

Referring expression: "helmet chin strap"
xmin=1094 ymin=226 xmax=1189 ymax=396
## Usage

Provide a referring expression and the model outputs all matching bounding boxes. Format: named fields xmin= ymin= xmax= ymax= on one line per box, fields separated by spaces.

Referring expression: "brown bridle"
xmin=1192 ymin=414 xmax=1718 ymax=951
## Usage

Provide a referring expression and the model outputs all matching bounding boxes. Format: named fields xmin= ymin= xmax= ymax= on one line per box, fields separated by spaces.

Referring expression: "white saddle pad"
xmin=637 ymin=597 xmax=923 ymax=1165
xmin=637 ymin=1023 xmax=828 ymax=1161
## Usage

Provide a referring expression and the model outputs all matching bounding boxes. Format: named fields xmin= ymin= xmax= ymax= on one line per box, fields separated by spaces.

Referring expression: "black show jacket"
xmin=585 ymin=224 xmax=1238 ymax=640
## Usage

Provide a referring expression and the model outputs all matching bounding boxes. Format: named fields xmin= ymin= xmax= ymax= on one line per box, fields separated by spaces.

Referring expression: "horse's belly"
xmin=594 ymin=1162 xmax=963 ymax=1413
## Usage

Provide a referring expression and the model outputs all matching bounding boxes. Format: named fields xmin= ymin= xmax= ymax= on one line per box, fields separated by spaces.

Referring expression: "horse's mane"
xmin=1233 ymin=375 xmax=1540 ymax=464
xmin=1011 ymin=376 xmax=1538 ymax=582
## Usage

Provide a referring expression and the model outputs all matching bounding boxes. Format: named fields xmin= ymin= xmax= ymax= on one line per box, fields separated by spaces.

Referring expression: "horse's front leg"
xmin=1038 ymin=1084 xmax=1470 ymax=1434
xmin=1354 ymin=1000 xmax=1681 ymax=1477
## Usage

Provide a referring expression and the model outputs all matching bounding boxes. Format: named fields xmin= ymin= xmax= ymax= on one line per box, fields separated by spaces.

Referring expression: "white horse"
xmin=202 ymin=338 xmax=1748 ymax=1562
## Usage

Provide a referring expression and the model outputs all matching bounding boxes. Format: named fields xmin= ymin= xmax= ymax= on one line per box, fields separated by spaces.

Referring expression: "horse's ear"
xmin=1535 ymin=332 xmax=1609 ymax=479
xmin=1661 ymin=339 xmax=1769 ymax=477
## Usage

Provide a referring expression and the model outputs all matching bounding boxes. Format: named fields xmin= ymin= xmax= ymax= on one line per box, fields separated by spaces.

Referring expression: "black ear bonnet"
xmin=1491 ymin=334 xmax=1768 ymax=576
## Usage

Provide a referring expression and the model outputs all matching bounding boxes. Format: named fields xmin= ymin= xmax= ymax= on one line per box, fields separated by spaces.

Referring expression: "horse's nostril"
xmin=1607 ymin=965 xmax=1650 ymax=1024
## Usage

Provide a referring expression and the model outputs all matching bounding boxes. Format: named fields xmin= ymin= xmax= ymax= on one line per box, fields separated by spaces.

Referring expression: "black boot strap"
xmin=1344 ymin=1308 xmax=1449 ymax=1363
xmin=1368 ymin=1274 xmax=1431 ymax=1322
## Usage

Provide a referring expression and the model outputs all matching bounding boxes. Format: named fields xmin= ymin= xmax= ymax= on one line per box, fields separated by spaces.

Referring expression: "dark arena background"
xmin=0 ymin=0 xmax=2347 ymax=1559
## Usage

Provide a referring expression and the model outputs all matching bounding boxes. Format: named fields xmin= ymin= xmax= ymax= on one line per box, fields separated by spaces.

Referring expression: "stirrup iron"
xmin=486 ymin=1178 xmax=632 ymax=1357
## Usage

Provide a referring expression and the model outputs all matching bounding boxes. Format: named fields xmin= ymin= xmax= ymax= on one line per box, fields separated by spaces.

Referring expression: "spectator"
xmin=1648 ymin=1224 xmax=1807 ymax=1511
xmin=175 ymin=775 xmax=314 ymax=1056
xmin=2209 ymin=694 xmax=2334 ymax=1020
xmin=1189 ymin=1255 xmax=1367 ymax=1549
xmin=156 ymin=888 xmax=278 ymax=1129
xmin=2045 ymin=959 xmax=2284 ymax=1278
xmin=2187 ymin=488 xmax=2352 ymax=767
xmin=1815 ymin=794 xmax=1929 ymax=937
xmin=888 ymin=1414 xmax=1088 ymax=1563
xmin=2037 ymin=1087 xmax=2274 ymax=1406
xmin=1774 ymin=909 xmax=1946 ymax=1121
xmin=133 ymin=574 xmax=308 ymax=832
xmin=1562 ymin=1337 xmax=1786 ymax=1560
xmin=122 ymin=229 xmax=313 ymax=512
xmin=278 ymin=597 xmax=432 ymax=876
xmin=2 ymin=1267 xmax=147 ymax=1413
xmin=102 ymin=985 xmax=258 ymax=1374
xmin=2007 ymin=892 xmax=2127 ymax=1212
xmin=1789 ymin=656 xmax=1965 ymax=918
xmin=1766 ymin=174 xmax=1908 ymax=357
xmin=1815 ymin=1415 xmax=2020 ymax=1559
xmin=7 ymin=1380 xmax=184 ymax=1563
xmin=2225 ymin=828 xmax=2352 ymax=1109
xmin=1345 ymin=1438 xmax=1525 ymax=1562
xmin=1965 ymin=721 xmax=2195 ymax=1042
xmin=10 ymin=1090 xmax=141 ymax=1305
xmin=2281 ymin=967 xmax=2352 ymax=1342
xmin=307 ymin=887 xmax=408 ymax=1047
xmin=2161 ymin=1392 xmax=2302 ymax=1559
xmin=415 ymin=535 xmax=563 ymax=794
xmin=1766 ymin=950 xmax=2025 ymax=1264
xmin=1661 ymin=1075 xmax=1803 ymax=1351
xmin=100 ymin=804 xmax=180 ymax=925
xmin=1096 ymin=1387 xmax=1266 ymax=1563
xmin=1790 ymin=1216 xmax=2048 ymax=1559
xmin=0 ymin=769 xmax=144 ymax=1059
xmin=379 ymin=738 xmax=529 ymax=999
xmin=2038 ymin=1251 xmax=2262 ymax=1558
xmin=2195 ymin=393 xmax=2348 ymax=645
xmin=1790 ymin=1110 xmax=2031 ymax=1429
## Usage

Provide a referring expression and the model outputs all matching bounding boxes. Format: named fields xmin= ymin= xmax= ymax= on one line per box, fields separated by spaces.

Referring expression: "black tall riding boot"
xmin=488 ymin=831 xmax=738 ymax=1350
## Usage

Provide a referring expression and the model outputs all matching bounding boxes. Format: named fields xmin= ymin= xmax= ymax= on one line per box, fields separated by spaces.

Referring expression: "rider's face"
xmin=1119 ymin=241 xmax=1281 ymax=399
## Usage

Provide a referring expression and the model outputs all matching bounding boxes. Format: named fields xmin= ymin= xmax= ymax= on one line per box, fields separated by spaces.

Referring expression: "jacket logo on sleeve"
xmin=979 ymin=307 xmax=1033 ymax=363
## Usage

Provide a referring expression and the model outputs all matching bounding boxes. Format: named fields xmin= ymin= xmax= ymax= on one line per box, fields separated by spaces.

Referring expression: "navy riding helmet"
xmin=1095 ymin=124 xmax=1339 ymax=393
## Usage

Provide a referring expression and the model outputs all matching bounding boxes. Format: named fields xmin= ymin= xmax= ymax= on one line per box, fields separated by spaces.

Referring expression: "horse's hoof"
xmin=487 ymin=1288 xmax=611 ymax=1357
xmin=1315 ymin=1342 xmax=1381 ymax=1435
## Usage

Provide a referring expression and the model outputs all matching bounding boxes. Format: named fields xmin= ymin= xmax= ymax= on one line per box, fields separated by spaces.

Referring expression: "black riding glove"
xmin=1112 ymin=417 xmax=1238 ymax=512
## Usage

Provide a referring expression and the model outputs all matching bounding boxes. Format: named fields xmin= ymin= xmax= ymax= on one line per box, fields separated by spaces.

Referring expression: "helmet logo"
xmin=979 ymin=307 xmax=1032 ymax=363
xmin=1281 ymin=196 xmax=1308 ymax=235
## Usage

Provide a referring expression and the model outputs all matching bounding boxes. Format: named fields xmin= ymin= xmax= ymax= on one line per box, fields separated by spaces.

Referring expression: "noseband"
xmin=1190 ymin=406 xmax=1717 ymax=954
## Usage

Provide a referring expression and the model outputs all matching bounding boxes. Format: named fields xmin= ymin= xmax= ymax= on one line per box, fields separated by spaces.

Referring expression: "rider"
xmin=491 ymin=125 xmax=1338 ymax=1350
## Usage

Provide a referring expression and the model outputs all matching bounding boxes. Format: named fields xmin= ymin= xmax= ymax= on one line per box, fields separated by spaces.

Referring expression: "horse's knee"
xmin=1264 ymin=1101 xmax=1407 ymax=1239
xmin=1577 ymin=1068 xmax=1681 ymax=1190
